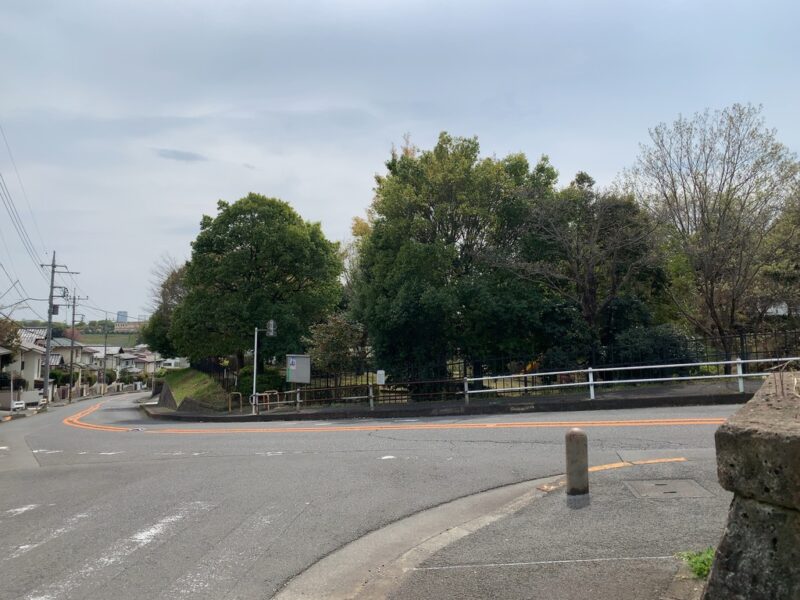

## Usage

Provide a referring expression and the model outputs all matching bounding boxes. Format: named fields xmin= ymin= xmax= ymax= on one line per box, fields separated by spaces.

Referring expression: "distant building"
xmin=114 ymin=321 xmax=144 ymax=333
xmin=116 ymin=311 xmax=128 ymax=323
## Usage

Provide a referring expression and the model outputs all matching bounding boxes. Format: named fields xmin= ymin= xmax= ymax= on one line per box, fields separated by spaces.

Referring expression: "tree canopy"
xmin=170 ymin=193 xmax=342 ymax=362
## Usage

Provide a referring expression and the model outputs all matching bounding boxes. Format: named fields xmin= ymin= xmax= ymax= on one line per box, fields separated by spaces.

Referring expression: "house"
xmin=86 ymin=346 xmax=125 ymax=370
xmin=5 ymin=339 xmax=45 ymax=387
xmin=162 ymin=357 xmax=190 ymax=370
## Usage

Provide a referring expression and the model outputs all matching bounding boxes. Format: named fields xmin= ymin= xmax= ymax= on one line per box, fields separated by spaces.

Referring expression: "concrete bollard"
xmin=566 ymin=428 xmax=589 ymax=495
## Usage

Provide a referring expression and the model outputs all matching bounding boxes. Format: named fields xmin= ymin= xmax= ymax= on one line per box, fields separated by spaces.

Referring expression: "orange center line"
xmin=62 ymin=402 xmax=725 ymax=435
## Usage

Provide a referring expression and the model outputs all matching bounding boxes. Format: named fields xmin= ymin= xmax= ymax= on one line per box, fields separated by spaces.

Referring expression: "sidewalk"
xmin=390 ymin=452 xmax=726 ymax=600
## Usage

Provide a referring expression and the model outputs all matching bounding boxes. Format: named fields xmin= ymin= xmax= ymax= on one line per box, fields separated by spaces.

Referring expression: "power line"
xmin=0 ymin=123 xmax=46 ymax=254
xmin=0 ymin=170 xmax=48 ymax=281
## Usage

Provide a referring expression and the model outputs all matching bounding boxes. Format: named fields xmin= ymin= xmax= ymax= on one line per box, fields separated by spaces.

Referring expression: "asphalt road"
xmin=0 ymin=393 xmax=738 ymax=600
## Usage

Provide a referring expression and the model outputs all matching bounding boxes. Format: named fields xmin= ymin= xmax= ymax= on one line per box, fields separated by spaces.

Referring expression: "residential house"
xmin=5 ymin=339 xmax=45 ymax=387
xmin=86 ymin=346 xmax=125 ymax=371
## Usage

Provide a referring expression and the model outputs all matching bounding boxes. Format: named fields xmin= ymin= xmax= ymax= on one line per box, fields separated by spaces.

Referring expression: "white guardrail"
xmin=462 ymin=356 xmax=800 ymax=405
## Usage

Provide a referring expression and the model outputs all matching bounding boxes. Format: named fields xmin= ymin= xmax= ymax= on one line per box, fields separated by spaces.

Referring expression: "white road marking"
xmin=97 ymin=452 xmax=123 ymax=455
xmin=0 ymin=445 xmax=9 ymax=450
xmin=164 ymin=511 xmax=280 ymax=598
xmin=411 ymin=555 xmax=676 ymax=571
xmin=379 ymin=455 xmax=396 ymax=460
xmin=32 ymin=449 xmax=62 ymax=454
xmin=7 ymin=504 xmax=39 ymax=516
xmin=6 ymin=512 xmax=92 ymax=559
xmin=23 ymin=502 xmax=214 ymax=600
xmin=255 ymin=451 xmax=284 ymax=456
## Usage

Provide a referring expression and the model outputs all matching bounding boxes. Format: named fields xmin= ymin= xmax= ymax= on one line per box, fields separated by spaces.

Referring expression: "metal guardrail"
xmin=464 ymin=356 xmax=800 ymax=403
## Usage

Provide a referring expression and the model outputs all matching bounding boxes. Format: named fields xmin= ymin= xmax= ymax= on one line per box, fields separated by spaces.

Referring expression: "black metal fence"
xmin=190 ymin=329 xmax=800 ymax=408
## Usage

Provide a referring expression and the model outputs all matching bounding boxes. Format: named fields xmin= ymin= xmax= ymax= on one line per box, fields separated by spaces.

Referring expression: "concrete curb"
xmin=273 ymin=475 xmax=563 ymax=600
xmin=661 ymin=563 xmax=706 ymax=600
xmin=138 ymin=391 xmax=750 ymax=422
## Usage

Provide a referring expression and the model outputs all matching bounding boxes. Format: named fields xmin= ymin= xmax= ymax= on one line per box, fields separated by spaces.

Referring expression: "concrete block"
xmin=704 ymin=496 xmax=800 ymax=600
xmin=715 ymin=374 xmax=800 ymax=511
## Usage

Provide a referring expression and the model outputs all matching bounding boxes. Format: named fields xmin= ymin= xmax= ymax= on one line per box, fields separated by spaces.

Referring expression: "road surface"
xmin=0 ymin=393 xmax=736 ymax=599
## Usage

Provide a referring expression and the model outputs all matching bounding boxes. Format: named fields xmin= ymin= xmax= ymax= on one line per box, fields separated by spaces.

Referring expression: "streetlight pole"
xmin=251 ymin=319 xmax=276 ymax=415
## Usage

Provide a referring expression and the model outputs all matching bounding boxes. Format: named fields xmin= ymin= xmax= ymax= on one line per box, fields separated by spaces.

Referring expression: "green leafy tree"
xmin=0 ymin=318 xmax=20 ymax=369
xmin=302 ymin=312 xmax=367 ymax=385
xmin=170 ymin=193 xmax=342 ymax=363
xmin=353 ymin=133 xmax=554 ymax=379
xmin=512 ymin=173 xmax=661 ymax=349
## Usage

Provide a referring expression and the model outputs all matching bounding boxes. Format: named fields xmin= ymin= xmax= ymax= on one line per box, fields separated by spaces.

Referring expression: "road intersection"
xmin=1 ymin=392 xmax=735 ymax=599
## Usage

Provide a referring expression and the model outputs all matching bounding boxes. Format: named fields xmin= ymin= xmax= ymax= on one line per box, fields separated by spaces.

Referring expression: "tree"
xmin=170 ymin=193 xmax=342 ymax=363
xmin=512 ymin=173 xmax=661 ymax=349
xmin=142 ymin=257 xmax=187 ymax=358
xmin=0 ymin=319 xmax=20 ymax=369
xmin=630 ymin=104 xmax=800 ymax=357
xmin=353 ymin=133 xmax=553 ymax=379
xmin=302 ymin=313 xmax=367 ymax=386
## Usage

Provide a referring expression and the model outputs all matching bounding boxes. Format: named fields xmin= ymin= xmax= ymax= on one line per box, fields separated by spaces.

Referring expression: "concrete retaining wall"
xmin=704 ymin=372 xmax=800 ymax=600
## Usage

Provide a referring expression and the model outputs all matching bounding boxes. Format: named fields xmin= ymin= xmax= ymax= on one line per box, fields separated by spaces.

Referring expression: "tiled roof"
xmin=49 ymin=337 xmax=84 ymax=348
xmin=18 ymin=328 xmax=47 ymax=344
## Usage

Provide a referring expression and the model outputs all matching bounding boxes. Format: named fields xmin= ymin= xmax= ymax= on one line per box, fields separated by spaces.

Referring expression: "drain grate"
xmin=624 ymin=479 xmax=713 ymax=499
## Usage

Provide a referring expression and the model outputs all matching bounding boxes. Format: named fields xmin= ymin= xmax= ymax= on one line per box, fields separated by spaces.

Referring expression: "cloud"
xmin=155 ymin=148 xmax=208 ymax=162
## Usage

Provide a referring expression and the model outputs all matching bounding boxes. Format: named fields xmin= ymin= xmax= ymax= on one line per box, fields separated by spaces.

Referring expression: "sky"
xmin=1 ymin=0 xmax=798 ymax=324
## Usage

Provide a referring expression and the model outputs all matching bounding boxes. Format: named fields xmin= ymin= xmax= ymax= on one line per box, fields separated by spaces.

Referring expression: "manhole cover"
xmin=624 ymin=479 xmax=713 ymax=499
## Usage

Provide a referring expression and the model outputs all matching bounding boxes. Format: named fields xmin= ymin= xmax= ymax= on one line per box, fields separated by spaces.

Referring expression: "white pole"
xmin=463 ymin=377 xmax=469 ymax=406
xmin=588 ymin=367 xmax=595 ymax=400
xmin=736 ymin=357 xmax=744 ymax=393
xmin=252 ymin=327 xmax=258 ymax=415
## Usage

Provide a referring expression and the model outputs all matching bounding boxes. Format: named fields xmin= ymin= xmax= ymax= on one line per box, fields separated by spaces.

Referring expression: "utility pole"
xmin=67 ymin=288 xmax=88 ymax=403
xmin=40 ymin=252 xmax=78 ymax=406
xmin=102 ymin=311 xmax=109 ymax=393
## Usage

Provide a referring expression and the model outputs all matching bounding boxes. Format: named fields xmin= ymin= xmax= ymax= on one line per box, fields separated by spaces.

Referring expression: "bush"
xmin=678 ymin=547 xmax=715 ymax=579
xmin=50 ymin=369 xmax=68 ymax=386
xmin=237 ymin=366 xmax=284 ymax=396
xmin=611 ymin=325 xmax=697 ymax=367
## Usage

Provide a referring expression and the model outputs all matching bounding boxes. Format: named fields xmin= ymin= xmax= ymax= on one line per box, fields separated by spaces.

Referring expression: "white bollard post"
xmin=736 ymin=357 xmax=744 ymax=393
xmin=565 ymin=428 xmax=589 ymax=495
xmin=588 ymin=367 xmax=595 ymax=400
xmin=463 ymin=377 xmax=469 ymax=406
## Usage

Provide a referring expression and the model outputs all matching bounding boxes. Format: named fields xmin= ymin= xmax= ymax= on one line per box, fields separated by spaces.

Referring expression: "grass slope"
xmin=164 ymin=368 xmax=228 ymax=411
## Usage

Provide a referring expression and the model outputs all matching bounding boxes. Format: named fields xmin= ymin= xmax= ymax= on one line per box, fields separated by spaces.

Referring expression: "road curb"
xmin=138 ymin=392 xmax=749 ymax=422
xmin=272 ymin=474 xmax=564 ymax=600
xmin=661 ymin=563 xmax=706 ymax=600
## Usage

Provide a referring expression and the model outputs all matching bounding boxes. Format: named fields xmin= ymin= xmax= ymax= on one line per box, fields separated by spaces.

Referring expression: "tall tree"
xmin=141 ymin=256 xmax=187 ymax=358
xmin=170 ymin=193 xmax=342 ymax=363
xmin=629 ymin=104 xmax=800 ymax=356
xmin=513 ymin=173 xmax=661 ymax=347
xmin=353 ymin=133 xmax=554 ymax=379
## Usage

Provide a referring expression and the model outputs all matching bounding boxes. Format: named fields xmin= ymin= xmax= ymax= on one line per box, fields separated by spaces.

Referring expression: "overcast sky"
xmin=1 ymin=0 xmax=798 ymax=323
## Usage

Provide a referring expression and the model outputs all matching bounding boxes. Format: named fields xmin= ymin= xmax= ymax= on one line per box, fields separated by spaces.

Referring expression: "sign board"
xmin=266 ymin=319 xmax=277 ymax=337
xmin=286 ymin=354 xmax=311 ymax=384
xmin=376 ymin=370 xmax=386 ymax=385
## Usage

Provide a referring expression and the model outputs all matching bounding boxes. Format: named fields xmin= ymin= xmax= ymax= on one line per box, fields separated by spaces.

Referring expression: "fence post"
xmin=736 ymin=357 xmax=744 ymax=393
xmin=463 ymin=377 xmax=469 ymax=406
xmin=588 ymin=367 xmax=595 ymax=400
xmin=368 ymin=383 xmax=374 ymax=411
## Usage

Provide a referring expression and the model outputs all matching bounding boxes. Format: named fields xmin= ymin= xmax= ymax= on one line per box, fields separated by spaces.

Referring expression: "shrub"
xmin=678 ymin=547 xmax=715 ymax=579
xmin=237 ymin=366 xmax=284 ymax=396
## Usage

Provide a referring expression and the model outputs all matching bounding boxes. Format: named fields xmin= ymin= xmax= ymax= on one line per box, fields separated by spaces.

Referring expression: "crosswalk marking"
xmin=23 ymin=502 xmax=215 ymax=600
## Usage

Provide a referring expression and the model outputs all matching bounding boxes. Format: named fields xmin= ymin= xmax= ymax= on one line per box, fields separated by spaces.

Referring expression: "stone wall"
xmin=704 ymin=372 xmax=800 ymax=600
